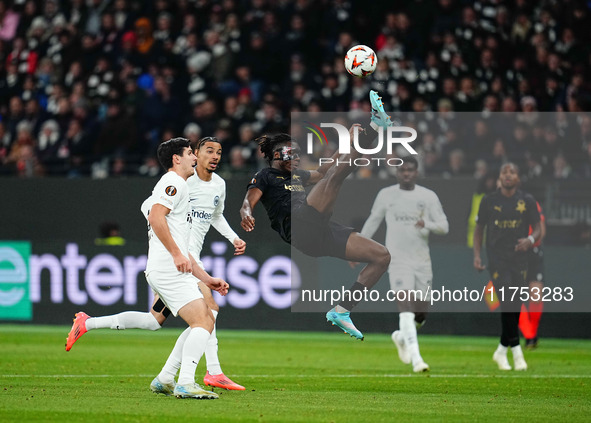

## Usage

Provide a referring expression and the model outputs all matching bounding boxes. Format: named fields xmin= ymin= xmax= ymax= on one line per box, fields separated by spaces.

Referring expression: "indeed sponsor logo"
xmin=192 ymin=210 xmax=213 ymax=220
xmin=394 ymin=213 xmax=419 ymax=222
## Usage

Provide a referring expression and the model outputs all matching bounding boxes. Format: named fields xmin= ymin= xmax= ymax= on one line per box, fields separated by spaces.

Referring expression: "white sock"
xmin=495 ymin=344 xmax=508 ymax=355
xmin=205 ymin=310 xmax=222 ymax=375
xmin=335 ymin=305 xmax=348 ymax=313
xmin=158 ymin=327 xmax=190 ymax=384
xmin=85 ymin=312 xmax=161 ymax=331
xmin=399 ymin=312 xmax=423 ymax=365
xmin=177 ymin=327 xmax=210 ymax=386
xmin=511 ymin=345 xmax=524 ymax=358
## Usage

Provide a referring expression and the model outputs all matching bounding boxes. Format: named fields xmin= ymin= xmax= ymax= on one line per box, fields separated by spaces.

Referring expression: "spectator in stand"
xmin=183 ymin=123 xmax=202 ymax=145
xmin=443 ymin=149 xmax=468 ymax=178
xmin=0 ymin=1 xmax=590 ymax=178
xmin=140 ymin=75 xmax=182 ymax=153
xmin=94 ymin=99 xmax=137 ymax=161
xmin=64 ymin=118 xmax=92 ymax=177
xmin=36 ymin=119 xmax=61 ymax=169
xmin=553 ymin=154 xmax=572 ymax=179
xmin=0 ymin=121 xmax=10 ymax=169
xmin=133 ymin=17 xmax=155 ymax=68
xmin=6 ymin=121 xmax=42 ymax=177
xmin=0 ymin=0 xmax=19 ymax=42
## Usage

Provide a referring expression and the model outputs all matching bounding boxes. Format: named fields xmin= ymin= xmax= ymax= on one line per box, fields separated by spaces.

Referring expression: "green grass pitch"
xmin=1 ymin=325 xmax=590 ymax=422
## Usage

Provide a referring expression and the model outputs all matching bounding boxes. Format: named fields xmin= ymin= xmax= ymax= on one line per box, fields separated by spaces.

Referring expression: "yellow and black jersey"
xmin=477 ymin=189 xmax=540 ymax=260
xmin=247 ymin=167 xmax=310 ymax=239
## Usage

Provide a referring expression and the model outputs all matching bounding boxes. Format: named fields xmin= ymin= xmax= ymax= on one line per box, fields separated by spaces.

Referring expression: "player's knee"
xmin=373 ymin=246 xmax=391 ymax=269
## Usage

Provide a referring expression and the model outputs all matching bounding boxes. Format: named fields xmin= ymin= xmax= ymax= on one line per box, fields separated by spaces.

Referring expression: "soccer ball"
xmin=344 ymin=45 xmax=377 ymax=78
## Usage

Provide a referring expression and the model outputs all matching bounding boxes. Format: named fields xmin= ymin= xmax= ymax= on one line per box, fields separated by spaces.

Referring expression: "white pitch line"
xmin=236 ymin=374 xmax=591 ymax=379
xmin=1 ymin=374 xmax=590 ymax=379
xmin=0 ymin=374 xmax=155 ymax=378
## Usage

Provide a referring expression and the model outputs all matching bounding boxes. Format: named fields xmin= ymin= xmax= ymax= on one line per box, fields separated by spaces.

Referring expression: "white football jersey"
xmin=187 ymin=171 xmax=238 ymax=258
xmin=361 ymin=184 xmax=448 ymax=267
xmin=143 ymin=171 xmax=191 ymax=274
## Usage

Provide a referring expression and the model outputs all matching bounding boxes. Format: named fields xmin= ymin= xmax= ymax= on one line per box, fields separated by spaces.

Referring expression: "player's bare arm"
xmin=515 ymin=221 xmax=542 ymax=252
xmin=148 ymin=203 xmax=192 ymax=273
xmin=473 ymin=222 xmax=486 ymax=271
xmin=240 ymin=188 xmax=262 ymax=231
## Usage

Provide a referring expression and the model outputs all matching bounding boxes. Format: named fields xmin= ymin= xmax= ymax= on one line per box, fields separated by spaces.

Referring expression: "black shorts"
xmin=288 ymin=203 xmax=354 ymax=259
xmin=487 ymin=252 xmax=528 ymax=311
xmin=527 ymin=246 xmax=544 ymax=283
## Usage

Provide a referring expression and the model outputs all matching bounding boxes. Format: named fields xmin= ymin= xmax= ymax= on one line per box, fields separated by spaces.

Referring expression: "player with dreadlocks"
xmin=239 ymin=91 xmax=392 ymax=340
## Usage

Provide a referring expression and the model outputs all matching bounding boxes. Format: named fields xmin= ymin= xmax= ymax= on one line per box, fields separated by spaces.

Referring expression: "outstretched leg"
xmin=321 ymin=90 xmax=393 ymax=339
xmin=306 ymin=90 xmax=392 ymax=215
xmin=65 ymin=296 xmax=166 ymax=351
xmin=306 ymin=127 xmax=376 ymax=215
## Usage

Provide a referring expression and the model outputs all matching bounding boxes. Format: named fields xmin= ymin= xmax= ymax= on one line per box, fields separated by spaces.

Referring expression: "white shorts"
xmin=145 ymin=270 xmax=203 ymax=317
xmin=388 ymin=264 xmax=433 ymax=301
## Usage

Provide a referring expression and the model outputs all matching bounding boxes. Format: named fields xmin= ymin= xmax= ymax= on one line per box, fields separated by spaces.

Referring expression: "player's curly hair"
xmin=256 ymin=133 xmax=293 ymax=165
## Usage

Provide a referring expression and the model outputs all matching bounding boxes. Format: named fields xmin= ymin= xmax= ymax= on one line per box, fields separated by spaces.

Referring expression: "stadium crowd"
xmin=0 ymin=0 xmax=591 ymax=179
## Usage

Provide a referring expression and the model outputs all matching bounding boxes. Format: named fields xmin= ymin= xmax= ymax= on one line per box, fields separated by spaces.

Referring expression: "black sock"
xmin=500 ymin=312 xmax=520 ymax=347
xmin=338 ymin=282 xmax=367 ymax=311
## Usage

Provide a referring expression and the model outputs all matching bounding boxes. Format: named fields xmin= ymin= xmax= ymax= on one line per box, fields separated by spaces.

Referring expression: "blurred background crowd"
xmin=1 ymin=0 xmax=591 ymax=179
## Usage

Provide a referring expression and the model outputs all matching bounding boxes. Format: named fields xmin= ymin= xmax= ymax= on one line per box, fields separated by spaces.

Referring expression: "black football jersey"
xmin=247 ymin=167 xmax=311 ymax=238
xmin=477 ymin=189 xmax=541 ymax=259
